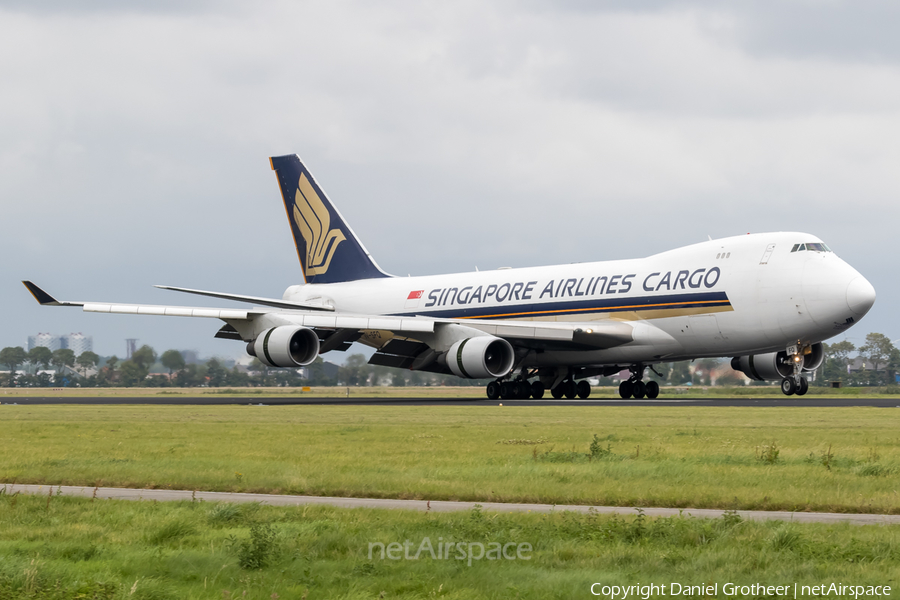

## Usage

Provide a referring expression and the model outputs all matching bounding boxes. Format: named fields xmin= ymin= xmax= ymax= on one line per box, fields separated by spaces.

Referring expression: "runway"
xmin=3 ymin=395 xmax=899 ymax=407
xmin=5 ymin=484 xmax=898 ymax=526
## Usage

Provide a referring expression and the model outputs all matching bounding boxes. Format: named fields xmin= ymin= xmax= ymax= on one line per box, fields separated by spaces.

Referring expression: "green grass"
xmin=0 ymin=493 xmax=897 ymax=599
xmin=2 ymin=405 xmax=899 ymax=513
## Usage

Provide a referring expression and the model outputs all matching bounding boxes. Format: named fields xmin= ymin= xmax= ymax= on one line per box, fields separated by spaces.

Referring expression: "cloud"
xmin=0 ymin=0 xmax=231 ymax=16
xmin=1 ymin=0 xmax=896 ymax=356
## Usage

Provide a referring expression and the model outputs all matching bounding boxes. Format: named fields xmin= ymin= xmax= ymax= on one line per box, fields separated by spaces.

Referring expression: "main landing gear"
xmin=549 ymin=379 xmax=591 ymax=400
xmin=618 ymin=365 xmax=660 ymax=399
xmin=485 ymin=364 xmax=666 ymax=401
xmin=485 ymin=375 xmax=592 ymax=400
xmin=485 ymin=378 xmax=547 ymax=400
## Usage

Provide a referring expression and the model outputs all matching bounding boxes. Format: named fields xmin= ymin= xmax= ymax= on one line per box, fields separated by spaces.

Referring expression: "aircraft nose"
xmin=846 ymin=276 xmax=876 ymax=316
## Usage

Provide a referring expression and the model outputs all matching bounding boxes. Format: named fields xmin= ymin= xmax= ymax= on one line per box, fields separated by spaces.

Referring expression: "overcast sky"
xmin=2 ymin=0 xmax=898 ymax=360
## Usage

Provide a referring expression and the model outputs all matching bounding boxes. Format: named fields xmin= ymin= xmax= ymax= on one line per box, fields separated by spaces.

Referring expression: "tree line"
xmin=814 ymin=333 xmax=899 ymax=387
xmin=0 ymin=344 xmax=484 ymax=388
xmin=0 ymin=331 xmax=896 ymax=388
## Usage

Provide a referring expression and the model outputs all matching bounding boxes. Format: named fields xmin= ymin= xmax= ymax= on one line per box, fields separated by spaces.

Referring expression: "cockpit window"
xmin=791 ymin=242 xmax=832 ymax=253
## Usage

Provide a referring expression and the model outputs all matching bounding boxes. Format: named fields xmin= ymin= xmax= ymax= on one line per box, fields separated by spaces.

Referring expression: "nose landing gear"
xmin=780 ymin=376 xmax=809 ymax=396
xmin=780 ymin=375 xmax=809 ymax=396
xmin=780 ymin=345 xmax=810 ymax=396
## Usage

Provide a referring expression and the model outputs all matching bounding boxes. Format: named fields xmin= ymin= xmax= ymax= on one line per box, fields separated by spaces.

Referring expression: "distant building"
xmin=27 ymin=332 xmax=93 ymax=354
xmin=66 ymin=333 xmax=93 ymax=355
xmin=27 ymin=333 xmax=62 ymax=351
xmin=848 ymin=357 xmax=884 ymax=373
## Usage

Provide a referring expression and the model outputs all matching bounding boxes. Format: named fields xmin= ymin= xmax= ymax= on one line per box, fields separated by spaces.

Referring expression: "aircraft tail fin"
xmin=270 ymin=154 xmax=391 ymax=284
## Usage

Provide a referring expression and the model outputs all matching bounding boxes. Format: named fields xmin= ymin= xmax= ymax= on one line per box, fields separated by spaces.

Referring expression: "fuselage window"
xmin=716 ymin=253 xmax=721 ymax=259
xmin=726 ymin=252 xmax=730 ymax=258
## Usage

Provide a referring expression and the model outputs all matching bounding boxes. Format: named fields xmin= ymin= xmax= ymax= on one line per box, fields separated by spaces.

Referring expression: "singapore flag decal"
xmin=406 ymin=290 xmax=424 ymax=309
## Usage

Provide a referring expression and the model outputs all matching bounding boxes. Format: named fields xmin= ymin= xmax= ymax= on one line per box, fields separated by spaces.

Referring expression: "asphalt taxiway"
xmin=2 ymin=396 xmax=898 ymax=407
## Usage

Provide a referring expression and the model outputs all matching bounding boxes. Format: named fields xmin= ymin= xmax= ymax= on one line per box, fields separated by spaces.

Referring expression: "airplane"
xmin=23 ymin=154 xmax=876 ymax=400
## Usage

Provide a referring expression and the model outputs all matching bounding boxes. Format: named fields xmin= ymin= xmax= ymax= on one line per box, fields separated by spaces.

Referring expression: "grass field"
xmin=0 ymin=493 xmax=897 ymax=599
xmin=2 ymin=404 xmax=898 ymax=514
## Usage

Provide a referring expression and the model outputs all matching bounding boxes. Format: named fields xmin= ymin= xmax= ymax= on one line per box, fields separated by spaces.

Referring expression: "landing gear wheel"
xmin=796 ymin=377 xmax=809 ymax=396
xmin=780 ymin=377 xmax=796 ymax=396
xmin=551 ymin=385 xmax=564 ymax=399
xmin=531 ymin=381 xmax=545 ymax=400
xmin=500 ymin=381 xmax=514 ymax=400
xmin=619 ymin=380 xmax=633 ymax=399
xmin=576 ymin=380 xmax=591 ymax=399
xmin=564 ymin=380 xmax=577 ymax=400
xmin=486 ymin=381 xmax=501 ymax=400
xmin=632 ymin=381 xmax=647 ymax=399
xmin=514 ymin=380 xmax=531 ymax=399
xmin=645 ymin=380 xmax=660 ymax=399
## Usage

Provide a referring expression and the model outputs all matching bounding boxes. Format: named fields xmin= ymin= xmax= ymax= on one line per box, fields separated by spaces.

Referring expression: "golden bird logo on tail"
xmin=293 ymin=173 xmax=346 ymax=275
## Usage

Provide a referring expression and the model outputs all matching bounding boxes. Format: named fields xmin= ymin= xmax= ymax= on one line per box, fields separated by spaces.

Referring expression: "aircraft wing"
xmin=23 ymin=281 xmax=437 ymax=331
xmin=22 ymin=281 xmax=641 ymax=372
xmin=25 ymin=280 xmax=624 ymax=340
xmin=24 ymin=281 xmax=333 ymax=314
xmin=23 ymin=281 xmax=260 ymax=320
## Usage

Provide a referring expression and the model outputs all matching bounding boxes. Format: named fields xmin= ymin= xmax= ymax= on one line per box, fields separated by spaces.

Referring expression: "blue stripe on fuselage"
xmin=393 ymin=291 xmax=731 ymax=320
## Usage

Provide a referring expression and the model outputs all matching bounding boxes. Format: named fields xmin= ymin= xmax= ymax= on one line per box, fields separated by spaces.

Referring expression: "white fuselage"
xmin=281 ymin=232 xmax=874 ymax=367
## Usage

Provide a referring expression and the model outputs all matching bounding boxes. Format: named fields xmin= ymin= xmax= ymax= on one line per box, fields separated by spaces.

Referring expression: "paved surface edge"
xmin=4 ymin=484 xmax=898 ymax=526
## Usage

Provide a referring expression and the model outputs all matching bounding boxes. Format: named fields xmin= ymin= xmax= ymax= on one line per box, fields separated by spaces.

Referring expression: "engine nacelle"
xmin=247 ymin=326 xmax=320 ymax=368
xmin=731 ymin=342 xmax=824 ymax=381
xmin=801 ymin=342 xmax=825 ymax=372
xmin=446 ymin=336 xmax=515 ymax=379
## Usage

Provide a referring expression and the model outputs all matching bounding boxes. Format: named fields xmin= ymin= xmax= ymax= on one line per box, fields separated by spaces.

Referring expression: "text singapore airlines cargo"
xmin=24 ymin=154 xmax=876 ymax=399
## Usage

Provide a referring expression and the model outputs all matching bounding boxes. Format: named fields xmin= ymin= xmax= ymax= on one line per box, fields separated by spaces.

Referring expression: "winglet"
xmin=22 ymin=281 xmax=83 ymax=307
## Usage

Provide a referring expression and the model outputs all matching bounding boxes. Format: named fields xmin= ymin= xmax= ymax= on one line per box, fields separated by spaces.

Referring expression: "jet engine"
xmin=446 ymin=336 xmax=515 ymax=379
xmin=731 ymin=342 xmax=824 ymax=381
xmin=247 ymin=326 xmax=320 ymax=368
